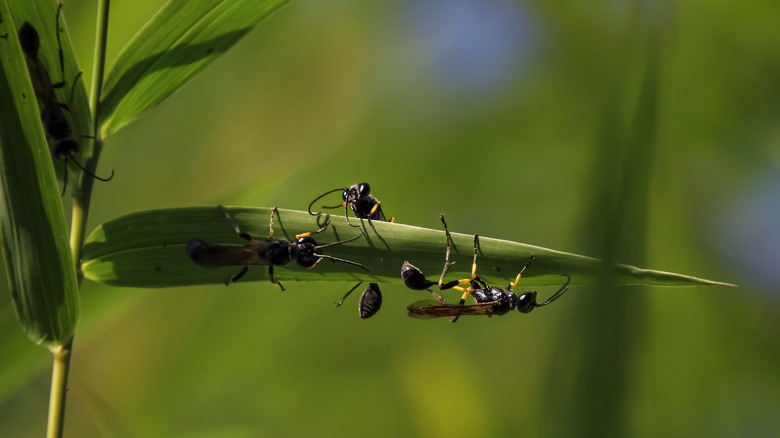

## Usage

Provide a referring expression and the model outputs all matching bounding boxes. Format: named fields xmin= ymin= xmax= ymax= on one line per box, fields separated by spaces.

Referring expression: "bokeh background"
xmin=2 ymin=0 xmax=779 ymax=436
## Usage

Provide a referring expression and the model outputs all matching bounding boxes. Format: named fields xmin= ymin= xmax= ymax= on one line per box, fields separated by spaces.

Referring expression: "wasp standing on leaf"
xmin=188 ymin=206 xmax=368 ymax=291
xmin=307 ymin=182 xmax=392 ymax=227
xmin=402 ymin=215 xmax=571 ymax=322
xmin=18 ymin=3 xmax=113 ymax=194
xmin=308 ymin=182 xmax=394 ymax=319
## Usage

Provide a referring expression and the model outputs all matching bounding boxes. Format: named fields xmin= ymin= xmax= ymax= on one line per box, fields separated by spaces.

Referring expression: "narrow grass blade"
xmin=81 ymin=207 xmax=735 ymax=289
xmin=99 ymin=0 xmax=289 ymax=137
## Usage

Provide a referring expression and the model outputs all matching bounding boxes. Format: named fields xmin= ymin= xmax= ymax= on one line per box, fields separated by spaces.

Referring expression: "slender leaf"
xmin=0 ymin=1 xmax=79 ymax=346
xmin=7 ymin=0 xmax=94 ymax=193
xmin=99 ymin=0 xmax=289 ymax=137
xmin=82 ymin=207 xmax=735 ymax=289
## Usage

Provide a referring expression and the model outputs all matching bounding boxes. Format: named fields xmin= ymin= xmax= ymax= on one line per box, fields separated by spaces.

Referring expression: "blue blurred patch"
xmin=402 ymin=0 xmax=539 ymax=99
xmin=712 ymin=170 xmax=780 ymax=292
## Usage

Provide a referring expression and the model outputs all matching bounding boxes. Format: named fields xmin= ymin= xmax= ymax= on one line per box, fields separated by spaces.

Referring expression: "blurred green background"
xmin=2 ymin=0 xmax=780 ymax=436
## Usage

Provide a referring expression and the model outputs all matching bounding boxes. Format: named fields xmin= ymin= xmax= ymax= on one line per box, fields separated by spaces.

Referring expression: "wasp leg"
xmin=508 ymin=255 xmax=536 ymax=291
xmin=336 ymin=282 xmax=362 ymax=307
xmin=296 ymin=214 xmax=331 ymax=240
xmin=450 ymin=235 xmax=482 ymax=323
xmin=268 ymin=265 xmax=285 ymax=291
xmin=219 ymin=204 xmax=256 ymax=243
xmin=225 ymin=266 xmax=249 ymax=285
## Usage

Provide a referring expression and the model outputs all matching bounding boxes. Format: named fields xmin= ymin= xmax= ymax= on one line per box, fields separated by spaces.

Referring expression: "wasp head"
xmin=343 ymin=182 xmax=370 ymax=204
xmin=293 ymin=235 xmax=321 ymax=268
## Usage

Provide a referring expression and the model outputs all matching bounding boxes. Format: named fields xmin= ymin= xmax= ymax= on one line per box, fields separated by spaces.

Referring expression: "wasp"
xmin=308 ymin=182 xmax=394 ymax=319
xmin=402 ymin=215 xmax=570 ymax=322
xmin=406 ymin=274 xmax=571 ymax=319
xmin=307 ymin=182 xmax=391 ymax=227
xmin=188 ymin=206 xmax=368 ymax=291
xmin=18 ymin=4 xmax=113 ymax=194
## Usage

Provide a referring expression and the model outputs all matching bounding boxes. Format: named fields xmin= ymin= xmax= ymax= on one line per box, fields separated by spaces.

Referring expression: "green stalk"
xmin=70 ymin=0 xmax=110 ymax=273
xmin=46 ymin=1 xmax=110 ymax=437
xmin=45 ymin=341 xmax=73 ymax=438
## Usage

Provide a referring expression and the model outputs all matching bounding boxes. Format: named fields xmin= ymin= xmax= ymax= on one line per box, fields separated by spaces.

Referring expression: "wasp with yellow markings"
xmin=307 ymin=182 xmax=392 ymax=227
xmin=402 ymin=215 xmax=570 ymax=322
xmin=188 ymin=206 xmax=368 ymax=291
xmin=308 ymin=182 xmax=394 ymax=319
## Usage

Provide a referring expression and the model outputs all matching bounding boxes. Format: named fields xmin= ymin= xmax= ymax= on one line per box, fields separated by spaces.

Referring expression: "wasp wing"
xmin=187 ymin=240 xmax=271 ymax=267
xmin=406 ymin=300 xmax=498 ymax=319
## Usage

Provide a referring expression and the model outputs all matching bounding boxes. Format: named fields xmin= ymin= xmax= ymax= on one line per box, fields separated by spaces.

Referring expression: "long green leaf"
xmin=5 ymin=0 xmax=93 ymax=194
xmin=99 ymin=0 xmax=289 ymax=137
xmin=0 ymin=0 xmax=79 ymax=347
xmin=82 ymin=207 xmax=734 ymax=289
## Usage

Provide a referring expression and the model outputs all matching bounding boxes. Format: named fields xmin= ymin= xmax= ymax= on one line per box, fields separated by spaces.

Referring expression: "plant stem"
xmin=46 ymin=339 xmax=74 ymax=438
xmin=71 ymin=0 xmax=110 ymax=277
xmin=90 ymin=0 xmax=110 ymax=127
xmin=48 ymin=1 xmax=111 ymax=437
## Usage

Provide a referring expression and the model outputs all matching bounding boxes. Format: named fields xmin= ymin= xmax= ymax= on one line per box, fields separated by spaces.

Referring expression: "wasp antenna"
xmin=307 ymin=187 xmax=345 ymax=215
xmin=316 ymin=254 xmax=369 ymax=272
xmin=536 ymin=274 xmax=571 ymax=308
xmin=315 ymin=232 xmax=363 ymax=249
xmin=68 ymin=156 xmax=114 ymax=182
xmin=55 ymin=3 xmax=66 ymax=81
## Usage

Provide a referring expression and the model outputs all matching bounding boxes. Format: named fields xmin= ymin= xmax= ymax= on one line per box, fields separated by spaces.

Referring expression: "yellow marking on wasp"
xmin=459 ymin=287 xmax=474 ymax=302
xmin=510 ymin=272 xmax=524 ymax=288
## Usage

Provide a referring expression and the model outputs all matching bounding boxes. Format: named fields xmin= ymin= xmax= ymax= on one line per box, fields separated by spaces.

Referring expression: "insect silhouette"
xmin=18 ymin=4 xmax=113 ymax=194
xmin=188 ymin=206 xmax=368 ymax=291
xmin=309 ymin=182 xmax=393 ymax=319
xmin=307 ymin=182 xmax=391 ymax=227
xmin=336 ymin=282 xmax=382 ymax=319
xmin=402 ymin=215 xmax=570 ymax=322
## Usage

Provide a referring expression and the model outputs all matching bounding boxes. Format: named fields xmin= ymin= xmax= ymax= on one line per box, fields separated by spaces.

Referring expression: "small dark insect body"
xmin=308 ymin=182 xmax=390 ymax=225
xmin=17 ymin=6 xmax=112 ymax=193
xmin=309 ymin=182 xmax=392 ymax=319
xmin=402 ymin=215 xmax=571 ymax=322
xmin=187 ymin=206 xmax=367 ymax=292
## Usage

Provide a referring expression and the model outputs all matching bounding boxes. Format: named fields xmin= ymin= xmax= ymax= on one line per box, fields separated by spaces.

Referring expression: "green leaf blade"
xmin=0 ymin=1 xmax=79 ymax=347
xmin=99 ymin=0 xmax=289 ymax=137
xmin=82 ymin=207 xmax=735 ymax=290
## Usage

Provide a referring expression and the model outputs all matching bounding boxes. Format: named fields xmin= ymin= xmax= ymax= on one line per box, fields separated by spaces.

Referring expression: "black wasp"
xmin=402 ymin=215 xmax=570 ymax=322
xmin=18 ymin=4 xmax=113 ymax=194
xmin=309 ymin=182 xmax=393 ymax=319
xmin=308 ymin=182 xmax=391 ymax=227
xmin=188 ymin=206 xmax=368 ymax=291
